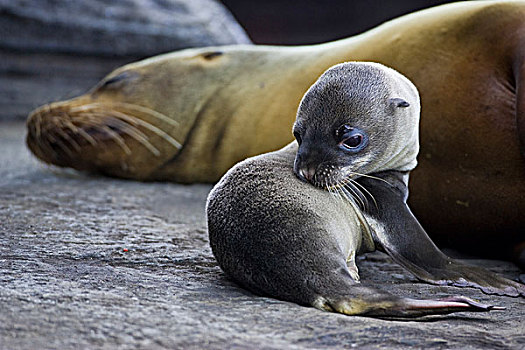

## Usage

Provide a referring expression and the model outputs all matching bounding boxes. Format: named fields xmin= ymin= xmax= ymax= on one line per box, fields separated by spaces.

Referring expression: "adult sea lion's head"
xmin=25 ymin=48 xmax=230 ymax=179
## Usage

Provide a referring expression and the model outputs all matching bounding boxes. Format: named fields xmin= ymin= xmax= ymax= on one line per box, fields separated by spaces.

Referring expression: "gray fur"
xmin=206 ymin=62 xmax=514 ymax=318
xmin=293 ymin=62 xmax=420 ymax=184
xmin=207 ymin=142 xmax=374 ymax=305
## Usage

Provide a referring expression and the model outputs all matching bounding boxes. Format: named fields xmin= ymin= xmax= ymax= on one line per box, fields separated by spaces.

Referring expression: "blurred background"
xmin=0 ymin=0 xmax=454 ymax=121
xmin=221 ymin=0 xmax=452 ymax=44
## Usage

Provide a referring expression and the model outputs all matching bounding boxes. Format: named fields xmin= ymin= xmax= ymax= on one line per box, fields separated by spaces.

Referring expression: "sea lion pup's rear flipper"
xmin=312 ymin=280 xmax=500 ymax=317
xmin=358 ymin=170 xmax=525 ymax=297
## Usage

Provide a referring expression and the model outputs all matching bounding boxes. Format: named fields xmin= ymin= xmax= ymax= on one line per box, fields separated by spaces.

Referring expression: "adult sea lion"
xmin=207 ymin=62 xmax=524 ymax=318
xmin=26 ymin=1 xmax=525 ymax=263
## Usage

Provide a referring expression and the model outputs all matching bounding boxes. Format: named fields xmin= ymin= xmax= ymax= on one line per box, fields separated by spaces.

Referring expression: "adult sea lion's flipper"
xmin=359 ymin=171 xmax=525 ymax=297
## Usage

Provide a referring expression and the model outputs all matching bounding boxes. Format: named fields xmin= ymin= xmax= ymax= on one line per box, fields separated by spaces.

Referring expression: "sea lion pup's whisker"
xmin=347 ymin=171 xmax=393 ymax=186
xmin=341 ymin=186 xmax=365 ymax=210
xmin=333 ymin=181 xmax=349 ymax=203
xmin=335 ymin=178 xmax=366 ymax=207
xmin=333 ymin=180 xmax=365 ymax=209
xmin=347 ymin=178 xmax=377 ymax=210
xmin=328 ymin=183 xmax=342 ymax=201
xmin=76 ymin=113 xmax=160 ymax=156
xmin=335 ymin=187 xmax=348 ymax=203
xmin=327 ymin=181 xmax=354 ymax=204
xmin=112 ymin=102 xmax=180 ymax=127
xmin=344 ymin=183 xmax=367 ymax=211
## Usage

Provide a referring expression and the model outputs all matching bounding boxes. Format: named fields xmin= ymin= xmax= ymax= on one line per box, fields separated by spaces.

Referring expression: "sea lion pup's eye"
xmin=343 ymin=134 xmax=363 ymax=148
xmin=336 ymin=124 xmax=367 ymax=151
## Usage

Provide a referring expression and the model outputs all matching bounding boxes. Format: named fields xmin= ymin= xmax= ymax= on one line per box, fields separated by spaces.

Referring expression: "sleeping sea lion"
xmin=26 ymin=1 xmax=525 ymax=264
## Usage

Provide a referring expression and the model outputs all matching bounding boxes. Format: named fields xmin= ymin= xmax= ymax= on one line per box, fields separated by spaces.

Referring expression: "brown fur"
xmin=26 ymin=1 xmax=525 ymax=261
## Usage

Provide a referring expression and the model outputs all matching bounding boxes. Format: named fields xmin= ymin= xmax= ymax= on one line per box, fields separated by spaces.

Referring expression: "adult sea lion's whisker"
xmin=104 ymin=109 xmax=182 ymax=150
xmin=77 ymin=113 xmax=160 ymax=156
xmin=54 ymin=126 xmax=81 ymax=152
xmin=73 ymin=127 xmax=98 ymax=146
xmin=34 ymin=109 xmax=43 ymax=139
xmin=99 ymin=125 xmax=132 ymax=155
xmin=69 ymin=103 xmax=105 ymax=113
xmin=46 ymin=131 xmax=74 ymax=157
xmin=113 ymin=102 xmax=179 ymax=127
xmin=68 ymin=116 xmax=109 ymax=146
xmin=61 ymin=119 xmax=98 ymax=147
xmin=38 ymin=135 xmax=58 ymax=160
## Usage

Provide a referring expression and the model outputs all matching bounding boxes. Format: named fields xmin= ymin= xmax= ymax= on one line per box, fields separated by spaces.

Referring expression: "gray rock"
xmin=0 ymin=0 xmax=251 ymax=120
xmin=1 ymin=121 xmax=524 ymax=349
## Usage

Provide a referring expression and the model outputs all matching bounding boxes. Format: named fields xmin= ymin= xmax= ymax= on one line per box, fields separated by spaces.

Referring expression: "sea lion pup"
xmin=206 ymin=62 xmax=524 ymax=317
xmin=28 ymin=1 xmax=525 ymax=264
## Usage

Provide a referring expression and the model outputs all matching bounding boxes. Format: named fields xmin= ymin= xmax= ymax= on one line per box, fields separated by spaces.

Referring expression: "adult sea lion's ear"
xmin=390 ymin=98 xmax=410 ymax=108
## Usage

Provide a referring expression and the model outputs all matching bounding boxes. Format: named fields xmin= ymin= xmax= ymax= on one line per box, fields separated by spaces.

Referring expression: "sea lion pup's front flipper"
xmin=358 ymin=171 xmax=525 ymax=297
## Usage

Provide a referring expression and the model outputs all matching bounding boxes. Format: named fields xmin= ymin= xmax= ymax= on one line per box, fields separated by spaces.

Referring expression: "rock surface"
xmin=0 ymin=0 xmax=251 ymax=121
xmin=1 ymin=122 xmax=524 ymax=349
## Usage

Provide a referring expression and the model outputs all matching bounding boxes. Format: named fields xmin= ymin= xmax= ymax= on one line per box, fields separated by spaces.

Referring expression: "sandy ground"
xmin=1 ymin=121 xmax=524 ymax=349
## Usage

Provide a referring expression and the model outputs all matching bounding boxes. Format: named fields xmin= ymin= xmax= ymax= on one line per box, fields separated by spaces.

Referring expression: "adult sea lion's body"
xmin=206 ymin=63 xmax=524 ymax=318
xmin=27 ymin=1 xmax=525 ymax=261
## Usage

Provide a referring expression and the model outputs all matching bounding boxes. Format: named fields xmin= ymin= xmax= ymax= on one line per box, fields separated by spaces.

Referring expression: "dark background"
xmin=0 ymin=0 xmax=457 ymax=121
xmin=220 ymin=0 xmax=454 ymax=45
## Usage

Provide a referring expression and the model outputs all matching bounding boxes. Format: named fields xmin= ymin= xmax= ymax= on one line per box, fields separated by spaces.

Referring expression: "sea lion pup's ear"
xmin=389 ymin=98 xmax=410 ymax=108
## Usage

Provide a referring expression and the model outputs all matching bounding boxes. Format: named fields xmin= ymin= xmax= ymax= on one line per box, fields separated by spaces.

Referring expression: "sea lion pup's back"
xmin=207 ymin=142 xmax=370 ymax=306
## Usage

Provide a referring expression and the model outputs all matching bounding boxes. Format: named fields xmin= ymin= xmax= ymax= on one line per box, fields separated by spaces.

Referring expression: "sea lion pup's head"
xmin=292 ymin=62 xmax=420 ymax=190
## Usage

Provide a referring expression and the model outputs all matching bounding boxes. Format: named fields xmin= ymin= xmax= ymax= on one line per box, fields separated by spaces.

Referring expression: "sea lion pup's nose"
xmin=294 ymin=152 xmax=317 ymax=183
xmin=296 ymin=166 xmax=316 ymax=183
xmin=293 ymin=151 xmax=316 ymax=182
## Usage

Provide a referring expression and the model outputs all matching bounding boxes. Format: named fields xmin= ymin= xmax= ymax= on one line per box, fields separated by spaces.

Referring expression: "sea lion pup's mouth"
xmin=293 ymin=161 xmax=375 ymax=209
xmin=26 ymin=99 xmax=182 ymax=179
